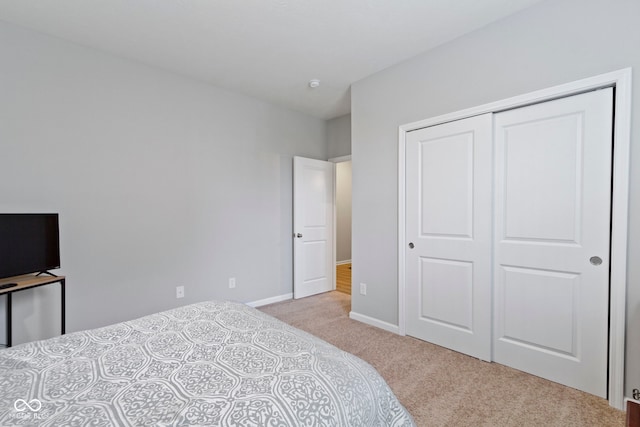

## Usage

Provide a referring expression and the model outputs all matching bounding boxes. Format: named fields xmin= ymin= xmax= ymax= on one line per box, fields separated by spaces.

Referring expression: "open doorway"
xmin=332 ymin=156 xmax=352 ymax=295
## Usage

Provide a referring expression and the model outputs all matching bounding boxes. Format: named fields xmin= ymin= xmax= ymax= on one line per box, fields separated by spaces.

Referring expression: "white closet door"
xmin=493 ymin=88 xmax=613 ymax=397
xmin=405 ymin=114 xmax=492 ymax=361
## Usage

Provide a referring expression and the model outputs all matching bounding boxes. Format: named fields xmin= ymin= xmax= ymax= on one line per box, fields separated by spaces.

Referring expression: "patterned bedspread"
xmin=0 ymin=300 xmax=415 ymax=426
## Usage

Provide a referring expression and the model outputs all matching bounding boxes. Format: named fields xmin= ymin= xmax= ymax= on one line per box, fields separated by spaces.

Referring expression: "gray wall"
xmin=336 ymin=161 xmax=352 ymax=263
xmin=351 ymin=0 xmax=640 ymax=398
xmin=327 ymin=114 xmax=351 ymax=159
xmin=0 ymin=21 xmax=326 ymax=345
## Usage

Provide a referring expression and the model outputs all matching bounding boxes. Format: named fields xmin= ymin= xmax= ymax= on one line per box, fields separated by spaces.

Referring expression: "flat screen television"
xmin=0 ymin=213 xmax=60 ymax=279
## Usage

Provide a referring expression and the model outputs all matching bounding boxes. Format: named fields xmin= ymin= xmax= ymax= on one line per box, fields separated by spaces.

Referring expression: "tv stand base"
xmin=36 ymin=271 xmax=58 ymax=278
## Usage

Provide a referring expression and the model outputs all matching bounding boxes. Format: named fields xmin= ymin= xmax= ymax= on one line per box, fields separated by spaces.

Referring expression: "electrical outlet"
xmin=176 ymin=286 xmax=184 ymax=299
xmin=229 ymin=277 xmax=236 ymax=289
xmin=359 ymin=283 xmax=367 ymax=295
xmin=633 ymin=388 xmax=640 ymax=400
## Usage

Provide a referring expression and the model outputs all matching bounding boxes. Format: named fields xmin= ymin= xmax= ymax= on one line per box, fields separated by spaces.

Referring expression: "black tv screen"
xmin=0 ymin=214 xmax=60 ymax=279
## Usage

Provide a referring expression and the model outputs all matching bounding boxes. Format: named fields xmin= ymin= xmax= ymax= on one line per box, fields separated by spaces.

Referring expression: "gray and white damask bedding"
xmin=0 ymin=300 xmax=415 ymax=426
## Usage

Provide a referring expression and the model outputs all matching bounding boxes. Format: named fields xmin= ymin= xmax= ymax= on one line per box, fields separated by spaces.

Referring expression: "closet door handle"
xmin=408 ymin=242 xmax=415 ymax=249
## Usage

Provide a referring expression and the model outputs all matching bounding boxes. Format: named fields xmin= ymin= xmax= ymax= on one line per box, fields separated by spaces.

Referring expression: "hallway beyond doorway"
xmin=336 ymin=263 xmax=351 ymax=295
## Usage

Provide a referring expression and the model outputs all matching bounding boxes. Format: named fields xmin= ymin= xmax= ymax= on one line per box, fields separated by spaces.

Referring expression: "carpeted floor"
xmin=259 ymin=291 xmax=625 ymax=427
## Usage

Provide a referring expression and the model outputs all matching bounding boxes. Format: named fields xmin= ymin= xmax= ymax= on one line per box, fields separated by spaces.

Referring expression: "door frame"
xmin=329 ymin=155 xmax=352 ymax=291
xmin=397 ymin=68 xmax=632 ymax=409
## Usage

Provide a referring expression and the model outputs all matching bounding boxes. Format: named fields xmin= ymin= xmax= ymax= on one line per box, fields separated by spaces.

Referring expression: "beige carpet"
xmin=259 ymin=291 xmax=625 ymax=427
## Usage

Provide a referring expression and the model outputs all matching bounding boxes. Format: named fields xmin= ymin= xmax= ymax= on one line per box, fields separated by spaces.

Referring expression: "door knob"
xmin=590 ymin=256 xmax=602 ymax=266
xmin=296 ymin=233 xmax=303 ymax=238
xmin=408 ymin=242 xmax=414 ymax=249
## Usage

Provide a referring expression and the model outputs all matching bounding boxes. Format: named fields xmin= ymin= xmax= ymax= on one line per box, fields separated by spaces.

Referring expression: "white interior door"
xmin=405 ymin=114 xmax=493 ymax=361
xmin=293 ymin=156 xmax=335 ymax=299
xmin=493 ymin=88 xmax=613 ymax=397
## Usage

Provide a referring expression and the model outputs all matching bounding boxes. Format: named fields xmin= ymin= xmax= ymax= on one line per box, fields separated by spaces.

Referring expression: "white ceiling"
xmin=0 ymin=0 xmax=545 ymax=119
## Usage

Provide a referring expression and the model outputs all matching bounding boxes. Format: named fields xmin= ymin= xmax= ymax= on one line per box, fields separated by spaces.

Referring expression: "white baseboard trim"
xmin=624 ymin=396 xmax=640 ymax=407
xmin=246 ymin=293 xmax=293 ymax=308
xmin=336 ymin=259 xmax=352 ymax=266
xmin=349 ymin=311 xmax=399 ymax=334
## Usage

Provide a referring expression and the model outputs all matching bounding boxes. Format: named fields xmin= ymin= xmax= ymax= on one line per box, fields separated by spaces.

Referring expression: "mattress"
xmin=0 ymin=300 xmax=415 ymax=426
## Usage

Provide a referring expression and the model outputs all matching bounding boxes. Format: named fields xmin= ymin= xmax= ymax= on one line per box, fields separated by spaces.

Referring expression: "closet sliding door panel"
xmin=493 ymin=88 xmax=613 ymax=398
xmin=405 ymin=114 xmax=492 ymax=361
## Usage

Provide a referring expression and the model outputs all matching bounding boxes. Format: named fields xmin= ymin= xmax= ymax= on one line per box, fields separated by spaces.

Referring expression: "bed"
xmin=0 ymin=300 xmax=415 ymax=426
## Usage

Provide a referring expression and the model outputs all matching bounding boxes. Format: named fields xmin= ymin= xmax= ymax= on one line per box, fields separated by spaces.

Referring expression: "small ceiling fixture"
xmin=308 ymin=79 xmax=320 ymax=88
